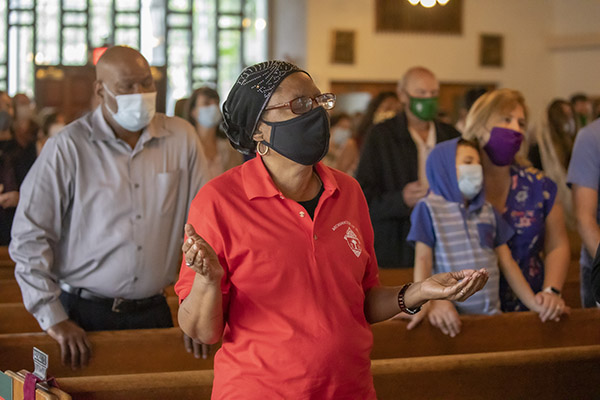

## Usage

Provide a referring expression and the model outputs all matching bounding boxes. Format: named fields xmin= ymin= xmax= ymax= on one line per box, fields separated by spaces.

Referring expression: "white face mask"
xmin=196 ymin=104 xmax=222 ymax=128
xmin=457 ymin=164 xmax=483 ymax=200
xmin=332 ymin=127 xmax=352 ymax=146
xmin=103 ymin=84 xmax=156 ymax=132
xmin=563 ymin=119 xmax=576 ymax=136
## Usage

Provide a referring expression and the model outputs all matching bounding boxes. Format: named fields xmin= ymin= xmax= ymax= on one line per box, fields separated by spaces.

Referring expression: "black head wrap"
xmin=222 ymin=60 xmax=308 ymax=154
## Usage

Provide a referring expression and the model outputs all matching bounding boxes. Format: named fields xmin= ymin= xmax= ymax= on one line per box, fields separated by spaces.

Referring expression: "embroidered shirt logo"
xmin=344 ymin=227 xmax=362 ymax=257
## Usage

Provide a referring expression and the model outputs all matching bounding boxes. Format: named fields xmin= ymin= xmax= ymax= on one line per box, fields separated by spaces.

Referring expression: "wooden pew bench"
xmin=53 ymin=345 xmax=600 ymax=400
xmin=1 ymin=308 xmax=598 ymax=378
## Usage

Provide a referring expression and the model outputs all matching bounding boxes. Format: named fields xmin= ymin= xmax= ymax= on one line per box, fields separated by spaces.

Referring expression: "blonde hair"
xmin=462 ymin=88 xmax=528 ymax=145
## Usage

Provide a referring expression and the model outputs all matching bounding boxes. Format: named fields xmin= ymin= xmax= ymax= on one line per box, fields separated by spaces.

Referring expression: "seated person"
xmin=406 ymin=138 xmax=567 ymax=336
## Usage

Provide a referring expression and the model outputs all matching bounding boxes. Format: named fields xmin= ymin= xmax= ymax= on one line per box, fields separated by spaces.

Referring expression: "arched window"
xmin=0 ymin=0 xmax=268 ymax=114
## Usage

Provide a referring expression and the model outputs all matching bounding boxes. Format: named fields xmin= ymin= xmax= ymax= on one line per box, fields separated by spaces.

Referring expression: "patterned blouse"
xmin=499 ymin=165 xmax=557 ymax=312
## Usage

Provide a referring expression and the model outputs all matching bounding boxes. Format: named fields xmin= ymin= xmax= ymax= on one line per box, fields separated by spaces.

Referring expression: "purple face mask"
xmin=483 ymin=126 xmax=524 ymax=166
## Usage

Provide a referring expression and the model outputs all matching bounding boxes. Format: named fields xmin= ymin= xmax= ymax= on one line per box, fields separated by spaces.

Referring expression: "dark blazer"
xmin=355 ymin=112 xmax=460 ymax=268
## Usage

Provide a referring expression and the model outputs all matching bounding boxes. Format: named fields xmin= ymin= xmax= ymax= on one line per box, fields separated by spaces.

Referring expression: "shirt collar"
xmin=408 ymin=122 xmax=436 ymax=149
xmin=242 ymin=157 xmax=340 ymax=201
xmin=90 ymin=106 xmax=171 ymax=143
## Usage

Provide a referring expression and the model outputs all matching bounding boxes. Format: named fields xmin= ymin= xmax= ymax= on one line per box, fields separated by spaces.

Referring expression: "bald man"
xmin=10 ymin=46 xmax=207 ymax=369
xmin=356 ymin=67 xmax=460 ymax=268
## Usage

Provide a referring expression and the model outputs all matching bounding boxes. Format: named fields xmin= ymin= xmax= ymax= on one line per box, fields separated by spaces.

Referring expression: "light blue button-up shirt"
xmin=10 ymin=107 xmax=207 ymax=330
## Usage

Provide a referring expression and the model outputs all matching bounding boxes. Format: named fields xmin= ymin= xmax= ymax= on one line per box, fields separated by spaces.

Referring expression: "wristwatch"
xmin=543 ymin=286 xmax=562 ymax=297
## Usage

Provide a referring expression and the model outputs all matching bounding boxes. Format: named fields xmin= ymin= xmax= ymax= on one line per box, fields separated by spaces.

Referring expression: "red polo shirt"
xmin=175 ymin=157 xmax=380 ymax=399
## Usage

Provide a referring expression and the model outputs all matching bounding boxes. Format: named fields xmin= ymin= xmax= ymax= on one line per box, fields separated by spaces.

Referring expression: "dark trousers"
xmin=59 ymin=291 xmax=174 ymax=331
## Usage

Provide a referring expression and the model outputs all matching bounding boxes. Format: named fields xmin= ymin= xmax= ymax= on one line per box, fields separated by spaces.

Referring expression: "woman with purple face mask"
xmin=462 ymin=89 xmax=571 ymax=319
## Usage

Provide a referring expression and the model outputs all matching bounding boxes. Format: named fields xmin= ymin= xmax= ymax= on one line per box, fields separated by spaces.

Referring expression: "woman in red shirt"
xmin=175 ymin=61 xmax=489 ymax=399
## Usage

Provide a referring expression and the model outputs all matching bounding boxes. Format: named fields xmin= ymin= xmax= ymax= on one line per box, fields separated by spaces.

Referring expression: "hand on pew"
xmin=183 ymin=333 xmax=211 ymax=359
xmin=46 ymin=319 xmax=92 ymax=370
xmin=534 ymin=291 xmax=570 ymax=322
xmin=403 ymin=300 xmax=462 ymax=337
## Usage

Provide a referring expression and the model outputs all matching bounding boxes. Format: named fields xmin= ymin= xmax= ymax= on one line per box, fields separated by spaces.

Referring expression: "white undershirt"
xmin=408 ymin=122 xmax=436 ymax=188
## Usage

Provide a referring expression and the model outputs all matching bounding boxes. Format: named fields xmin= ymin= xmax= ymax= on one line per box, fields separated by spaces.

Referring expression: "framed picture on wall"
xmin=331 ymin=30 xmax=355 ymax=64
xmin=480 ymin=34 xmax=503 ymax=67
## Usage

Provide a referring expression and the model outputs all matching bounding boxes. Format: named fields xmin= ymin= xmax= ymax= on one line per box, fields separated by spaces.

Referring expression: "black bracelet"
xmin=398 ymin=283 xmax=422 ymax=315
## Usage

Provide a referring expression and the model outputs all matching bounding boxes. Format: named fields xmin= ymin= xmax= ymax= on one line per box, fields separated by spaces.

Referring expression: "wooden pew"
xmin=0 ymin=261 xmax=15 ymax=279
xmin=372 ymin=345 xmax=600 ymax=400
xmin=53 ymin=345 xmax=600 ymax=400
xmin=1 ymin=308 xmax=598 ymax=378
xmin=1 ymin=279 xmax=22 ymax=303
xmin=0 ymin=297 xmax=180 ymax=334
xmin=370 ymin=307 xmax=600 ymax=359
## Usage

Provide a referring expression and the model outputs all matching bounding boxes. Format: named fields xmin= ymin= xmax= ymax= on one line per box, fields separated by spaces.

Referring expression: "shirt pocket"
xmin=477 ymin=223 xmax=495 ymax=249
xmin=156 ymin=170 xmax=181 ymax=216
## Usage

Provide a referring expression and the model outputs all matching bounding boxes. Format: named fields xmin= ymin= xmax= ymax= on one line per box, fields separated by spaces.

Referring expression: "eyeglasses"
xmin=264 ymin=93 xmax=336 ymax=115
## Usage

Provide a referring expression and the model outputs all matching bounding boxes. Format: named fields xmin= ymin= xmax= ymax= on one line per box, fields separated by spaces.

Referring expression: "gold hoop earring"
xmin=257 ymin=141 xmax=269 ymax=156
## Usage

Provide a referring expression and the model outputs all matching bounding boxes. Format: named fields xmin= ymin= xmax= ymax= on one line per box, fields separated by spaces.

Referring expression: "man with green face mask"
xmin=356 ymin=66 xmax=460 ymax=269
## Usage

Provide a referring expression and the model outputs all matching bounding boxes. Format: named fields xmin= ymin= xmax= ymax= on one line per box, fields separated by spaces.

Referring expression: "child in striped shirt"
xmin=406 ymin=138 xmax=554 ymax=337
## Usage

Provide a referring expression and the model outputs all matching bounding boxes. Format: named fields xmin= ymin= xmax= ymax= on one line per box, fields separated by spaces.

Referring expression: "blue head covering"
xmin=426 ymin=137 xmax=485 ymax=209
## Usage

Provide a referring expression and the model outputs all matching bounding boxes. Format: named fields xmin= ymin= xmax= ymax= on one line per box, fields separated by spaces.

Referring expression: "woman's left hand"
xmin=420 ymin=268 xmax=489 ymax=302
xmin=535 ymin=292 xmax=569 ymax=322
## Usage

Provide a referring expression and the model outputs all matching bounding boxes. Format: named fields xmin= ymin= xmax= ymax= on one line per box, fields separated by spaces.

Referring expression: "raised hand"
xmin=420 ymin=268 xmax=489 ymax=302
xmin=182 ymin=224 xmax=224 ymax=285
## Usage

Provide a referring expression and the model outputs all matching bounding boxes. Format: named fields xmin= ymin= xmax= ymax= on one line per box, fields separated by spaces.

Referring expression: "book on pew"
xmin=0 ymin=371 xmax=12 ymax=400
xmin=1 ymin=371 xmax=70 ymax=400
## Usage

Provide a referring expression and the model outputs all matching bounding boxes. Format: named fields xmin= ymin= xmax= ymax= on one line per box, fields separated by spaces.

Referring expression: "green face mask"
xmin=408 ymin=96 xmax=439 ymax=121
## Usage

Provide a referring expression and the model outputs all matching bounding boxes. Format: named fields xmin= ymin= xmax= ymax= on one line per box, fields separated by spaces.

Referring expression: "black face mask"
xmin=261 ymin=106 xmax=330 ymax=166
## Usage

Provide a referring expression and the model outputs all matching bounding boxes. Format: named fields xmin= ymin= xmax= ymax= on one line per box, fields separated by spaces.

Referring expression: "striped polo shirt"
xmin=410 ymin=193 xmax=511 ymax=315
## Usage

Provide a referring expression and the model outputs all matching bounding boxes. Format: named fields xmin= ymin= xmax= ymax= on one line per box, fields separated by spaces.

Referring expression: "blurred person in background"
xmin=0 ymin=93 xmax=37 ymax=245
xmin=36 ymin=109 xmax=67 ymax=154
xmin=570 ymin=93 xmax=593 ymax=131
xmin=527 ymin=99 xmax=577 ymax=229
xmin=334 ymin=91 xmax=399 ymax=175
xmin=455 ymin=87 xmax=487 ymax=133
xmin=323 ymin=112 xmax=353 ymax=167
xmin=356 ymin=67 xmax=460 ymax=268
xmin=186 ymin=86 xmax=242 ymax=180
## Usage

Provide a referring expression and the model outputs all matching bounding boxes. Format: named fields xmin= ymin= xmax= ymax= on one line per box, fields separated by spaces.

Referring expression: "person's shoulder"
xmin=436 ymin=120 xmax=461 ymax=139
xmin=325 ymin=165 xmax=363 ymax=191
xmin=47 ymin=112 xmax=95 ymax=148
xmin=369 ymin=114 xmax=402 ymax=136
xmin=196 ymin=163 xmax=245 ymax=200
xmin=157 ymin=114 xmax=197 ymax=139
xmin=513 ymin=164 xmax=557 ymax=189
xmin=577 ymin=118 xmax=600 ymax=141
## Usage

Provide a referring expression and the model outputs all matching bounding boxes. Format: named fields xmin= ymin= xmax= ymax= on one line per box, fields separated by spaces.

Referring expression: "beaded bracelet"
xmin=398 ymin=283 xmax=422 ymax=315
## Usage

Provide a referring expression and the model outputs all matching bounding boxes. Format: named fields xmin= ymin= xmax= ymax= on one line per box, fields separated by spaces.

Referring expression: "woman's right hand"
xmin=182 ymin=224 xmax=224 ymax=285
xmin=427 ymin=300 xmax=462 ymax=337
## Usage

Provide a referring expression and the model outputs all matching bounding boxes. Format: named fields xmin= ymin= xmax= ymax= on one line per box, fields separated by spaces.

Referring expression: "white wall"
xmin=550 ymin=0 xmax=600 ymax=99
xmin=270 ymin=0 xmax=600 ymax=121
xmin=270 ymin=0 xmax=308 ymax=67
xmin=306 ymin=0 xmax=600 ymax=122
